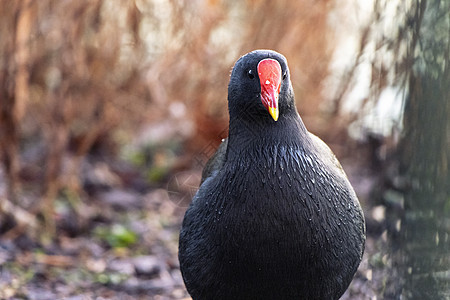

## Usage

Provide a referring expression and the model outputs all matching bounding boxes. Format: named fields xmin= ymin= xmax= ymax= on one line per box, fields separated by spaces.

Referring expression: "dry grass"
xmin=0 ymin=0 xmax=334 ymax=236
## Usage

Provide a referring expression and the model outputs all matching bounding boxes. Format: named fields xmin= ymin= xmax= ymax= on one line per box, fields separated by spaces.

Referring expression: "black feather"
xmin=179 ymin=50 xmax=365 ymax=300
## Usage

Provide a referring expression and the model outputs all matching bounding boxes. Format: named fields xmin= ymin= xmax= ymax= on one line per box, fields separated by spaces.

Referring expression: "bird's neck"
xmin=227 ymin=111 xmax=309 ymax=162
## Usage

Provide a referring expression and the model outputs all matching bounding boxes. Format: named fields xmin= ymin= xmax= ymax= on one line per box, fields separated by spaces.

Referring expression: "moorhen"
xmin=179 ymin=50 xmax=365 ymax=300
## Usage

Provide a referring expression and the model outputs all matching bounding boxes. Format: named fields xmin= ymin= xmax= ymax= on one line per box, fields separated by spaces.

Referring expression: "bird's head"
xmin=228 ymin=50 xmax=295 ymax=123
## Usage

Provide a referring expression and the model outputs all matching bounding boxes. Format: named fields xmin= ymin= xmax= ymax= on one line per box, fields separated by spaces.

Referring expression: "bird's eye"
xmin=247 ymin=69 xmax=255 ymax=79
xmin=282 ymin=71 xmax=287 ymax=80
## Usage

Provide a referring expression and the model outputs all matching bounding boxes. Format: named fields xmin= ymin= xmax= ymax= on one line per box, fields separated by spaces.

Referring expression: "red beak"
xmin=257 ymin=58 xmax=282 ymax=121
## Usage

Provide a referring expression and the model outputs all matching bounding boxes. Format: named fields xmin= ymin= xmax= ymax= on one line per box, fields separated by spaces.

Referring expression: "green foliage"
xmin=124 ymin=141 xmax=182 ymax=184
xmin=146 ymin=165 xmax=168 ymax=183
xmin=127 ymin=151 xmax=146 ymax=166
xmin=95 ymin=272 xmax=129 ymax=285
xmin=94 ymin=224 xmax=138 ymax=248
xmin=369 ymin=252 xmax=387 ymax=269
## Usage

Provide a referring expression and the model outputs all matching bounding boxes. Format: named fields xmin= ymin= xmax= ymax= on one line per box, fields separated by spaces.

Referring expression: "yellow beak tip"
xmin=269 ymin=107 xmax=279 ymax=121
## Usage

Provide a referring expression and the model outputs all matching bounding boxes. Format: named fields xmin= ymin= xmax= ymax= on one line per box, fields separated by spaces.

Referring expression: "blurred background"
xmin=0 ymin=0 xmax=448 ymax=299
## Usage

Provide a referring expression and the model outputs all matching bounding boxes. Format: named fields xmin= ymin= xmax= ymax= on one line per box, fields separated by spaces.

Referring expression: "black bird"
xmin=179 ymin=50 xmax=365 ymax=300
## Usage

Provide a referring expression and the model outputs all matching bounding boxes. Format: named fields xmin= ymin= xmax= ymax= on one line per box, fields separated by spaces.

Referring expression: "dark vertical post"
xmin=397 ymin=0 xmax=450 ymax=298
